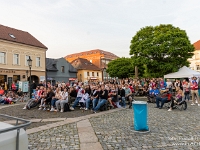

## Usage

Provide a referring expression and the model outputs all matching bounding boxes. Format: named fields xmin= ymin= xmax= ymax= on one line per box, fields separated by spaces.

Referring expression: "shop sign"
xmin=69 ymin=78 xmax=76 ymax=81
xmin=0 ymin=70 xmax=16 ymax=73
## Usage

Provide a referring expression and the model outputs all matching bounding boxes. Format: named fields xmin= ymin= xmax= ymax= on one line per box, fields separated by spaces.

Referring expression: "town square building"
xmin=46 ymin=57 xmax=77 ymax=85
xmin=70 ymin=58 xmax=102 ymax=83
xmin=188 ymin=40 xmax=200 ymax=71
xmin=0 ymin=24 xmax=47 ymax=88
xmin=65 ymin=49 xmax=118 ymax=81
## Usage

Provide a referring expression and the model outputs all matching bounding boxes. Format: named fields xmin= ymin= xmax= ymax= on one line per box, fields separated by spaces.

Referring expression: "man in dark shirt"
xmin=91 ymin=86 xmax=100 ymax=110
xmin=118 ymin=85 xmax=126 ymax=108
xmin=93 ymin=85 xmax=108 ymax=113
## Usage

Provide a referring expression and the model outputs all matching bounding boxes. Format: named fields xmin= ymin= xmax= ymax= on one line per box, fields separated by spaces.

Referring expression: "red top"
xmin=191 ymin=81 xmax=198 ymax=90
xmin=12 ymin=84 xmax=16 ymax=90
xmin=0 ymin=89 xmax=4 ymax=95
xmin=129 ymin=86 xmax=134 ymax=93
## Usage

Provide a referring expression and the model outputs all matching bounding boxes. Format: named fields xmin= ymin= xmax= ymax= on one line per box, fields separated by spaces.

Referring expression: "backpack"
xmin=64 ymin=103 xmax=71 ymax=112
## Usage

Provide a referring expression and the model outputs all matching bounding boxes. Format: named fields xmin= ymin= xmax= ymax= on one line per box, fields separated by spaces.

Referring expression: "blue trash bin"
xmin=132 ymin=101 xmax=149 ymax=131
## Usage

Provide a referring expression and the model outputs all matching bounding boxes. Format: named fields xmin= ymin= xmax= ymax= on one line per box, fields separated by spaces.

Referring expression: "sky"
xmin=1 ymin=0 xmax=200 ymax=58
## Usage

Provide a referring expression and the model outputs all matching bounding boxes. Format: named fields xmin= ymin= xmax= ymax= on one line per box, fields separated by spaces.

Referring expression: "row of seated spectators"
xmin=22 ymin=82 xmax=134 ymax=113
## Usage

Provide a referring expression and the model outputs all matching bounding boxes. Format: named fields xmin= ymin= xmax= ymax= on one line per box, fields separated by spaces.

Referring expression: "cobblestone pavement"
xmin=2 ymin=98 xmax=200 ymax=150
xmin=90 ymin=102 xmax=200 ymax=150
xmin=28 ymin=123 xmax=80 ymax=150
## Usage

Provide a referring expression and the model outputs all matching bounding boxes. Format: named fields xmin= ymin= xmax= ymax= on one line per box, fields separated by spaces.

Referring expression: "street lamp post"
xmin=27 ymin=56 xmax=32 ymax=98
xmin=103 ymin=67 xmax=106 ymax=82
xmin=26 ymin=70 xmax=28 ymax=81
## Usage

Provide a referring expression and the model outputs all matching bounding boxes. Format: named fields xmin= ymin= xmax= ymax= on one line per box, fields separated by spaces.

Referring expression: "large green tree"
xmin=130 ymin=24 xmax=195 ymax=77
xmin=106 ymin=57 xmax=134 ymax=78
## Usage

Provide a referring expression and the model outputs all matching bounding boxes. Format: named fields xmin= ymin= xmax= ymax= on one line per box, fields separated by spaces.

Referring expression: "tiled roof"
xmin=193 ymin=40 xmax=200 ymax=50
xmin=71 ymin=58 xmax=101 ymax=71
xmin=46 ymin=58 xmax=58 ymax=71
xmin=0 ymin=24 xmax=47 ymax=49
xmin=65 ymin=49 xmax=119 ymax=58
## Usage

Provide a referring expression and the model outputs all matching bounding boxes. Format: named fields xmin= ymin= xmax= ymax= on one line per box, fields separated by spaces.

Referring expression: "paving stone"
xmin=80 ymin=142 xmax=103 ymax=150
xmin=79 ymin=131 xmax=98 ymax=143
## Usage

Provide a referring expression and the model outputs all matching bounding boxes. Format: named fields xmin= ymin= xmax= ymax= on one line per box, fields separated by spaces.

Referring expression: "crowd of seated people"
xmin=2 ymin=77 xmax=198 ymax=113
xmin=21 ymin=81 xmax=136 ymax=113
xmin=0 ymin=87 xmax=29 ymax=104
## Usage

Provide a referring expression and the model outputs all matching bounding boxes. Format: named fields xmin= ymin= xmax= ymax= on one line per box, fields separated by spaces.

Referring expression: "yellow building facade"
xmin=188 ymin=40 xmax=200 ymax=71
xmin=77 ymin=69 xmax=102 ymax=82
xmin=70 ymin=58 xmax=102 ymax=82
xmin=0 ymin=25 xmax=47 ymax=88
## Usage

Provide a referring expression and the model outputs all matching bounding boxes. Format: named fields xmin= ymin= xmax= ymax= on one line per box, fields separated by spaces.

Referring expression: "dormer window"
xmin=53 ymin=64 xmax=56 ymax=67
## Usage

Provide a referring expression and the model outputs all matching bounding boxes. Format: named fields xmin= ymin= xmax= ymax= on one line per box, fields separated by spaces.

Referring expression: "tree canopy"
xmin=130 ymin=24 xmax=195 ymax=77
xmin=106 ymin=57 xmax=134 ymax=78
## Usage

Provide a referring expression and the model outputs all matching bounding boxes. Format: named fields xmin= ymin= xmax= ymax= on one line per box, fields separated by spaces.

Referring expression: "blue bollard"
xmin=132 ymin=101 xmax=149 ymax=131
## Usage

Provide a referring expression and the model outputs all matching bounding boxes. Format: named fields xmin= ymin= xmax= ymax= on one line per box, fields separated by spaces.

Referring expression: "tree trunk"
xmin=135 ymin=66 xmax=138 ymax=78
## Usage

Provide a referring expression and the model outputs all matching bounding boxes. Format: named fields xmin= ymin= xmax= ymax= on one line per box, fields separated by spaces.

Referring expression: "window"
xmin=195 ymin=53 xmax=200 ymax=59
xmin=92 ymin=72 xmax=94 ymax=76
xmin=9 ymin=33 xmax=16 ymax=39
xmin=61 ymin=66 xmax=65 ymax=73
xmin=97 ymin=72 xmax=99 ymax=76
xmin=197 ymin=65 xmax=200 ymax=70
xmin=36 ymin=57 xmax=40 ymax=67
xmin=25 ymin=55 xmax=29 ymax=66
xmin=0 ymin=52 xmax=5 ymax=64
xmin=13 ymin=75 xmax=20 ymax=82
xmin=13 ymin=54 xmax=19 ymax=65
xmin=0 ymin=75 xmax=7 ymax=87
xmin=87 ymin=72 xmax=89 ymax=76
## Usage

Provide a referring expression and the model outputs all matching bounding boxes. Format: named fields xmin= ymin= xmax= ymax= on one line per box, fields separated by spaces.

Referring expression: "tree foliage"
xmin=106 ymin=57 xmax=134 ymax=78
xmin=130 ymin=24 xmax=195 ymax=77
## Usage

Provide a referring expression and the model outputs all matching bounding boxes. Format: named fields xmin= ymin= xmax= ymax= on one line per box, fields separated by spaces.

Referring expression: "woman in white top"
xmin=55 ymin=88 xmax=68 ymax=112
xmin=166 ymin=79 xmax=172 ymax=92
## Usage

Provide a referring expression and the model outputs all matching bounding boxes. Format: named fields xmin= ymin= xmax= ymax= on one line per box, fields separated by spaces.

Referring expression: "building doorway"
xmin=28 ymin=75 xmax=39 ymax=84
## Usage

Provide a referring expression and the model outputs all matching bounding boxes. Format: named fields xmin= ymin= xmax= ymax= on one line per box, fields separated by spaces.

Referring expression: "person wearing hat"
xmin=190 ymin=76 xmax=200 ymax=106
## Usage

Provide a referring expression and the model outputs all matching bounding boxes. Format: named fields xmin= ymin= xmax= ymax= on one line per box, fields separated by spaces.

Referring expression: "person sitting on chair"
xmin=155 ymin=89 xmax=172 ymax=109
xmin=147 ymin=86 xmax=159 ymax=103
xmin=168 ymin=90 xmax=183 ymax=111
